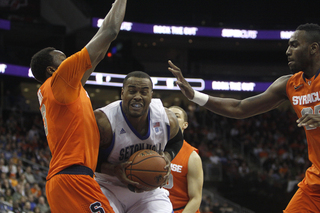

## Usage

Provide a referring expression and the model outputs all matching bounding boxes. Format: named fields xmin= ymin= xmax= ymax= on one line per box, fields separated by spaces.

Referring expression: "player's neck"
xmin=127 ymin=115 xmax=149 ymax=136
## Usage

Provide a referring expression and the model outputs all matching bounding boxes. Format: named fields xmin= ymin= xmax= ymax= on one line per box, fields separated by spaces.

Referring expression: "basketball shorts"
xmin=284 ymin=186 xmax=320 ymax=212
xmin=46 ymin=174 xmax=115 ymax=213
xmin=98 ymin=180 xmax=173 ymax=213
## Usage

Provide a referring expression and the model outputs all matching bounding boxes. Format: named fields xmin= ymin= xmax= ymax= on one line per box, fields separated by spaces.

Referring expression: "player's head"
xmin=30 ymin=47 xmax=66 ymax=83
xmin=121 ymin=71 xmax=153 ymax=118
xmin=286 ymin=23 xmax=320 ymax=74
xmin=169 ymin=106 xmax=188 ymax=133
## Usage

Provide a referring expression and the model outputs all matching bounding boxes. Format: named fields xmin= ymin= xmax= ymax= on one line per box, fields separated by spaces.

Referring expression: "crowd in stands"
xmin=182 ymin=102 xmax=309 ymax=212
xmin=0 ymin=92 xmax=310 ymax=213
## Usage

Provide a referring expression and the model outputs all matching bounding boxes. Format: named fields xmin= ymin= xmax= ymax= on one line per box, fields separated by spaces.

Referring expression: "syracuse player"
xmin=29 ymin=0 xmax=127 ymax=212
xmin=164 ymin=106 xmax=203 ymax=213
xmin=168 ymin=23 xmax=320 ymax=213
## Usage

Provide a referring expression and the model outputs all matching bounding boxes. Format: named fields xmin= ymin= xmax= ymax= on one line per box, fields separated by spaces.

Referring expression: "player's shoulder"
xmin=188 ymin=150 xmax=202 ymax=169
xmin=276 ymin=74 xmax=293 ymax=84
xmin=97 ymin=100 xmax=121 ymax=113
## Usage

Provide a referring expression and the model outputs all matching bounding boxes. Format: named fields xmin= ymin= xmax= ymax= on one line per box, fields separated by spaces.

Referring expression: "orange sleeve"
xmin=51 ymin=47 xmax=92 ymax=103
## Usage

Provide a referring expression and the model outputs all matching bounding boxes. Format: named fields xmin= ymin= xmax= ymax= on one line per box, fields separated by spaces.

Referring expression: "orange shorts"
xmin=46 ymin=174 xmax=114 ymax=213
xmin=284 ymin=187 xmax=320 ymax=213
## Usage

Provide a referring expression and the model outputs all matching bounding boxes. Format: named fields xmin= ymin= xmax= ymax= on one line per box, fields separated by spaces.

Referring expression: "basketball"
xmin=125 ymin=149 xmax=168 ymax=190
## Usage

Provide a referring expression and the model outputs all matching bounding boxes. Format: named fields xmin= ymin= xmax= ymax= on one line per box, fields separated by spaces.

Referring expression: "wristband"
xmin=191 ymin=90 xmax=209 ymax=106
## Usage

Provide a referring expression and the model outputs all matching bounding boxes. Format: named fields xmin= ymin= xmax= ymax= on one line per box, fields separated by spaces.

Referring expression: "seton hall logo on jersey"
xmin=152 ymin=122 xmax=162 ymax=133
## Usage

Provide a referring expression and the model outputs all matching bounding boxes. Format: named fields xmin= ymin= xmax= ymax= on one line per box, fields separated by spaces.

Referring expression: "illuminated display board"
xmin=92 ymin=18 xmax=294 ymax=40
xmin=0 ymin=63 xmax=271 ymax=92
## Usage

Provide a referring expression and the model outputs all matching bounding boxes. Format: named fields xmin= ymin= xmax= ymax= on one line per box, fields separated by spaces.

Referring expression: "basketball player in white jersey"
xmin=94 ymin=71 xmax=184 ymax=213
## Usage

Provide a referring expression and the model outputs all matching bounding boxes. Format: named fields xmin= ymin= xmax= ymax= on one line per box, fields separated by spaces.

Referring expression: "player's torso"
xmin=99 ymin=99 xmax=170 ymax=164
xmin=286 ymin=71 xmax=320 ymax=170
xmin=38 ymin=80 xmax=99 ymax=179
xmin=164 ymin=141 xmax=196 ymax=208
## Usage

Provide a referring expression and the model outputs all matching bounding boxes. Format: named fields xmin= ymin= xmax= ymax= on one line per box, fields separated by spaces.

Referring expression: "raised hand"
xmin=168 ymin=60 xmax=195 ymax=100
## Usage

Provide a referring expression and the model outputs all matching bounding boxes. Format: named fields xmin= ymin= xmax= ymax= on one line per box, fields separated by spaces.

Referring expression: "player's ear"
xmin=121 ymin=88 xmax=124 ymax=99
xmin=46 ymin=66 xmax=56 ymax=76
xmin=310 ymin=42 xmax=319 ymax=55
xmin=182 ymin=122 xmax=188 ymax=130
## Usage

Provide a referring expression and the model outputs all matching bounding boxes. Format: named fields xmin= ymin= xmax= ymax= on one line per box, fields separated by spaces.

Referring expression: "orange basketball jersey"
xmin=166 ymin=140 xmax=200 ymax=212
xmin=37 ymin=48 xmax=100 ymax=180
xmin=286 ymin=71 xmax=320 ymax=192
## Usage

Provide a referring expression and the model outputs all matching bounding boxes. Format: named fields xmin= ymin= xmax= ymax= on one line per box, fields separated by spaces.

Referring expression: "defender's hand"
xmin=168 ymin=60 xmax=194 ymax=100
xmin=297 ymin=114 xmax=320 ymax=128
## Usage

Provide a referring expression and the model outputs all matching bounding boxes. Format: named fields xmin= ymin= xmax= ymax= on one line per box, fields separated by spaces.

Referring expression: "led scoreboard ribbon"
xmin=92 ymin=18 xmax=294 ymax=40
xmin=1 ymin=63 xmax=270 ymax=92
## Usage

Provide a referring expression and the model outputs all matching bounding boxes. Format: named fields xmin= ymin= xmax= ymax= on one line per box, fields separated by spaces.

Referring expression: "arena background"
xmin=0 ymin=0 xmax=318 ymax=212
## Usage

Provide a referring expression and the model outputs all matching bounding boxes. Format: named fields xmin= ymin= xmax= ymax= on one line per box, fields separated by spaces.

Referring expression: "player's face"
xmin=49 ymin=50 xmax=66 ymax=70
xmin=169 ymin=107 xmax=187 ymax=132
xmin=286 ymin=30 xmax=311 ymax=74
xmin=121 ymin=77 xmax=153 ymax=118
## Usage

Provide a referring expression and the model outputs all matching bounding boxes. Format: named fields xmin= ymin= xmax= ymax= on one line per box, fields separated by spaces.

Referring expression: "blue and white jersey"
xmin=95 ymin=99 xmax=170 ymax=186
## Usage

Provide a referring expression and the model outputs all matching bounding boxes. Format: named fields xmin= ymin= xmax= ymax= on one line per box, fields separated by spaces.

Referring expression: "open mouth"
xmin=131 ymin=103 xmax=143 ymax=110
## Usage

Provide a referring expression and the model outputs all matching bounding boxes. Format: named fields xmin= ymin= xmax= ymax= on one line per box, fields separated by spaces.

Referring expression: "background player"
xmin=94 ymin=71 xmax=184 ymax=213
xmin=168 ymin=23 xmax=320 ymax=213
xmin=29 ymin=0 xmax=127 ymax=211
xmin=164 ymin=106 xmax=203 ymax=213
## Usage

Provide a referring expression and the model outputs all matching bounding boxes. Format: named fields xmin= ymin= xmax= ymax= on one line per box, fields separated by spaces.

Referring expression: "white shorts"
xmin=99 ymin=181 xmax=173 ymax=213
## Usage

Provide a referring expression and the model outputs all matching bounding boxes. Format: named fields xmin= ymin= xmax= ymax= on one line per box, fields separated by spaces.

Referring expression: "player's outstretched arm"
xmin=168 ymin=60 xmax=290 ymax=119
xmin=82 ymin=0 xmax=127 ymax=85
xmin=183 ymin=151 xmax=203 ymax=213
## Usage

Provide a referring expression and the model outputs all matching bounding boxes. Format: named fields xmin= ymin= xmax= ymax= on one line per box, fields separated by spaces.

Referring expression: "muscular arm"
xmin=183 ymin=151 xmax=203 ymax=213
xmin=205 ymin=75 xmax=291 ymax=119
xmin=168 ymin=61 xmax=291 ymax=119
xmin=94 ymin=110 xmax=113 ymax=173
xmin=82 ymin=0 xmax=127 ymax=85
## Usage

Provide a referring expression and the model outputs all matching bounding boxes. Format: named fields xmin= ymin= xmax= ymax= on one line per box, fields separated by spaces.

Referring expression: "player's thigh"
xmin=127 ymin=188 xmax=173 ymax=213
xmin=46 ymin=174 xmax=114 ymax=213
xmin=284 ymin=188 xmax=320 ymax=213
xmin=100 ymin=185 xmax=125 ymax=213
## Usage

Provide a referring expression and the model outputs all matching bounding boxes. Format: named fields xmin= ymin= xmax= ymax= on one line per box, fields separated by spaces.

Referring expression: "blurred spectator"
xmin=12 ymin=183 xmax=24 ymax=202
xmin=27 ymin=194 xmax=36 ymax=211
xmin=23 ymin=201 xmax=33 ymax=213
xmin=8 ymin=158 xmax=17 ymax=177
xmin=30 ymin=183 xmax=42 ymax=198
xmin=27 ymin=125 xmax=39 ymax=142
xmin=209 ymin=151 xmax=220 ymax=165
xmin=36 ymin=196 xmax=50 ymax=213
xmin=202 ymin=205 xmax=213 ymax=213
xmin=4 ymin=188 xmax=13 ymax=203
xmin=24 ymin=166 xmax=35 ymax=184
xmin=1 ymin=178 xmax=14 ymax=195
xmin=238 ymin=162 xmax=250 ymax=178
xmin=9 ymin=173 xmax=18 ymax=188
xmin=0 ymin=158 xmax=9 ymax=173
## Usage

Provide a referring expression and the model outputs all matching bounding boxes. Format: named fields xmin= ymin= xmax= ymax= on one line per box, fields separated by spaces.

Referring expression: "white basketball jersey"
xmin=94 ymin=99 xmax=173 ymax=212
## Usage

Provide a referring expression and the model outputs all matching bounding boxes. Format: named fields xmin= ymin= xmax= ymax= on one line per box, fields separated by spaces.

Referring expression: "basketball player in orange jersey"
xmin=164 ymin=106 xmax=203 ymax=213
xmin=29 ymin=0 xmax=127 ymax=212
xmin=168 ymin=23 xmax=320 ymax=213
xmin=94 ymin=71 xmax=184 ymax=213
